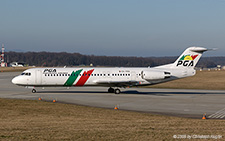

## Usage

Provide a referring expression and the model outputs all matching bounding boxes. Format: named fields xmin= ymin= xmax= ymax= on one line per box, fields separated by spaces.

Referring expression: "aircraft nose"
xmin=12 ymin=76 xmax=19 ymax=85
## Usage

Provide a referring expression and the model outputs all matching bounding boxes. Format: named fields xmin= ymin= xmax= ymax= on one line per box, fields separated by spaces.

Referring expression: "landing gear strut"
xmin=32 ymin=89 xmax=37 ymax=93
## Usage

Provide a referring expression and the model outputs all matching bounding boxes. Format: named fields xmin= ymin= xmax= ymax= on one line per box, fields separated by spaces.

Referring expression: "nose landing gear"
xmin=32 ymin=89 xmax=37 ymax=93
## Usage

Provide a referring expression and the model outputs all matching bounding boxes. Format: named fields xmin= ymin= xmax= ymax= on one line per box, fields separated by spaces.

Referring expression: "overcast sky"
xmin=0 ymin=0 xmax=224 ymax=57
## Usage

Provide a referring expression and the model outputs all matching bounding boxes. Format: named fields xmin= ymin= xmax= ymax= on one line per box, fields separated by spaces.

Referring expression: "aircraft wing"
xmin=94 ymin=80 xmax=139 ymax=87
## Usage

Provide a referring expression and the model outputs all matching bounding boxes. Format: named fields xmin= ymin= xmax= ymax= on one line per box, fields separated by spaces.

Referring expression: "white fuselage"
xmin=12 ymin=67 xmax=195 ymax=87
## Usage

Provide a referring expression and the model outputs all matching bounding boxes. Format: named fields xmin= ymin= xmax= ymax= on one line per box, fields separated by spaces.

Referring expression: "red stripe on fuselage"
xmin=75 ymin=69 xmax=94 ymax=86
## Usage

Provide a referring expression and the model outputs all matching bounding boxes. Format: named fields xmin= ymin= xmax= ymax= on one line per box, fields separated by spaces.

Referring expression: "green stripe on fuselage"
xmin=64 ymin=69 xmax=83 ymax=86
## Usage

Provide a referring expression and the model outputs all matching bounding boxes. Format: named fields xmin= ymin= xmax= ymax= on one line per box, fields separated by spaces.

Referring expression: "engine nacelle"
xmin=142 ymin=70 xmax=170 ymax=81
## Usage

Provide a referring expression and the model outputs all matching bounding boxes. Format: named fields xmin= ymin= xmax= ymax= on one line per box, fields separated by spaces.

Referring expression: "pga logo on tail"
xmin=176 ymin=55 xmax=198 ymax=67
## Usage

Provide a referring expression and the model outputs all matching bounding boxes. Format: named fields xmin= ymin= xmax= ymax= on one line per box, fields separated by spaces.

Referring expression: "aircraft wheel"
xmin=114 ymin=89 xmax=121 ymax=94
xmin=108 ymin=87 xmax=114 ymax=93
xmin=32 ymin=89 xmax=37 ymax=93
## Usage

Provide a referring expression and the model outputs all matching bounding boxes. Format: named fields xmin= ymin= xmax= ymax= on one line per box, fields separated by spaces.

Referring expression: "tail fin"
xmin=173 ymin=47 xmax=208 ymax=69
xmin=156 ymin=47 xmax=208 ymax=69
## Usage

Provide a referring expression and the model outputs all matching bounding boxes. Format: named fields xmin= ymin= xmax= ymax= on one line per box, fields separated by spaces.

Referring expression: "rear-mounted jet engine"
xmin=141 ymin=70 xmax=171 ymax=81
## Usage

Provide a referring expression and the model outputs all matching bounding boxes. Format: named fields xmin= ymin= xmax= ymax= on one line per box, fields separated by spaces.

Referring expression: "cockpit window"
xmin=21 ymin=72 xmax=31 ymax=76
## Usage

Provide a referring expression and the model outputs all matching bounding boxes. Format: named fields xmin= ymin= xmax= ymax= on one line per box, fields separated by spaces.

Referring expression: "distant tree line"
xmin=5 ymin=51 xmax=223 ymax=68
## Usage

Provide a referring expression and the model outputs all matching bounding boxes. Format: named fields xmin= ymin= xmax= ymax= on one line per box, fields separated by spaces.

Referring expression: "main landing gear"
xmin=114 ymin=89 xmax=121 ymax=94
xmin=108 ymin=87 xmax=121 ymax=94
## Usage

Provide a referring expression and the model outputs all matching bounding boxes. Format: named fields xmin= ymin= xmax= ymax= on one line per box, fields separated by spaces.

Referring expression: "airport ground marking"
xmin=208 ymin=107 xmax=225 ymax=119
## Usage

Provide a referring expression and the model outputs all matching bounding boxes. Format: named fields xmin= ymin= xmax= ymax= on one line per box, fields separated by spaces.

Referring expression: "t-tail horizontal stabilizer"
xmin=156 ymin=47 xmax=208 ymax=69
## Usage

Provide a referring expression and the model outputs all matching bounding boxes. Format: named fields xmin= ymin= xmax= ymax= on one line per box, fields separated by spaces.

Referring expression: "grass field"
xmin=0 ymin=67 xmax=33 ymax=72
xmin=148 ymin=70 xmax=225 ymax=90
xmin=0 ymin=98 xmax=224 ymax=140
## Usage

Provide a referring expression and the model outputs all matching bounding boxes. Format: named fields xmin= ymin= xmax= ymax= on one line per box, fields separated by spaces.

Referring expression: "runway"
xmin=1 ymin=71 xmax=225 ymax=118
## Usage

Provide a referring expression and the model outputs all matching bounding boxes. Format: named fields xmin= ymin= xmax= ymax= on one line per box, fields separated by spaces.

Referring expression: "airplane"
xmin=12 ymin=47 xmax=208 ymax=94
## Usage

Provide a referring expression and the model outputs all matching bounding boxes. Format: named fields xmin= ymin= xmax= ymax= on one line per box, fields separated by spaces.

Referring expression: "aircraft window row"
xmin=21 ymin=72 xmax=31 ymax=76
xmin=44 ymin=73 xmax=131 ymax=77
xmin=111 ymin=74 xmax=131 ymax=76
xmin=45 ymin=74 xmax=70 ymax=76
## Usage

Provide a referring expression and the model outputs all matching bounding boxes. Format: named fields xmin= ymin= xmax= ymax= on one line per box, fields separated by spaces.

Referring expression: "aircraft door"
xmin=35 ymin=70 xmax=42 ymax=85
xmin=131 ymin=71 xmax=136 ymax=81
